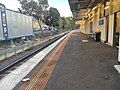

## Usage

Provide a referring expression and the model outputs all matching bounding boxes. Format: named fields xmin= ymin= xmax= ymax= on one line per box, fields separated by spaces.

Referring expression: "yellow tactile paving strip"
xmin=19 ymin=32 xmax=72 ymax=90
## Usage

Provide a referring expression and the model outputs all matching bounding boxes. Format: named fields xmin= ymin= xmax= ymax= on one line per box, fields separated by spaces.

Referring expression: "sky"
xmin=48 ymin=0 xmax=72 ymax=17
xmin=0 ymin=0 xmax=72 ymax=17
xmin=0 ymin=0 xmax=21 ymax=10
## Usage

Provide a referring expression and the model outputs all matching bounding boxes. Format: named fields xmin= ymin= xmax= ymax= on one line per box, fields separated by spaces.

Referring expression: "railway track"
xmin=0 ymin=32 xmax=68 ymax=77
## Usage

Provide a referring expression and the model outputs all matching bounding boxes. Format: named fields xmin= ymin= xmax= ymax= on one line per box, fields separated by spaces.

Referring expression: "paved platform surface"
xmin=0 ymin=33 xmax=69 ymax=90
xmin=45 ymin=31 xmax=120 ymax=90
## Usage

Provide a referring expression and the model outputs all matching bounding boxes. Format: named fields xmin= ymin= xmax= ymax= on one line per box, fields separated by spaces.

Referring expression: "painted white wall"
xmin=99 ymin=18 xmax=106 ymax=42
xmin=108 ymin=14 xmax=114 ymax=46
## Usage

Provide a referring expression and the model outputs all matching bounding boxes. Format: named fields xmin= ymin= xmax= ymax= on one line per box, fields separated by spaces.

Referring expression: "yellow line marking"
xmin=24 ymin=32 xmax=73 ymax=90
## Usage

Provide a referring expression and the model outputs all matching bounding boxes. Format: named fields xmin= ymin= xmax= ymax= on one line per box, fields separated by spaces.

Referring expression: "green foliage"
xmin=18 ymin=0 xmax=73 ymax=31
xmin=18 ymin=0 xmax=48 ymax=29
xmin=61 ymin=17 xmax=66 ymax=29
xmin=58 ymin=18 xmax=64 ymax=29
xmin=18 ymin=0 xmax=38 ymax=15
xmin=45 ymin=7 xmax=60 ymax=28
xmin=38 ymin=0 xmax=48 ymax=9
xmin=59 ymin=17 xmax=74 ymax=30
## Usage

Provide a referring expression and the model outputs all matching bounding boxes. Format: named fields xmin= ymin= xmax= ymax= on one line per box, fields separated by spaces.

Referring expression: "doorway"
xmin=106 ymin=16 xmax=109 ymax=42
xmin=90 ymin=22 xmax=93 ymax=33
xmin=113 ymin=12 xmax=120 ymax=47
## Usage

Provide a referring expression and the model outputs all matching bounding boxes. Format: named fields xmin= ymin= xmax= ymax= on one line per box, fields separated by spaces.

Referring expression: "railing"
xmin=0 ymin=31 xmax=70 ymax=61
xmin=0 ymin=35 xmax=54 ymax=61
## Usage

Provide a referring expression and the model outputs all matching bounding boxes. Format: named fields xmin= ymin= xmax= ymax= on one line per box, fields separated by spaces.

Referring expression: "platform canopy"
xmin=68 ymin=0 xmax=102 ymax=11
xmin=68 ymin=0 xmax=103 ymax=19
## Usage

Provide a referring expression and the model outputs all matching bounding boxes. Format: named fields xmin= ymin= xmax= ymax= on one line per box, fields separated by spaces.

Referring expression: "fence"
xmin=0 ymin=32 xmax=66 ymax=61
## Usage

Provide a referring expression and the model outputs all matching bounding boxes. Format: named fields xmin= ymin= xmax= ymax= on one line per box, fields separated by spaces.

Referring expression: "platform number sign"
xmin=99 ymin=19 xmax=104 ymax=26
xmin=0 ymin=4 xmax=8 ymax=40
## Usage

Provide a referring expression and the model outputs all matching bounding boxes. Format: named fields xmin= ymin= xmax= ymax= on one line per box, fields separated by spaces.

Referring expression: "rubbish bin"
xmin=93 ymin=32 xmax=101 ymax=41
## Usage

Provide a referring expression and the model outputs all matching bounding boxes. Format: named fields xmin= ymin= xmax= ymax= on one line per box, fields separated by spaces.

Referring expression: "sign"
xmin=0 ymin=4 xmax=8 ymax=40
xmin=99 ymin=19 xmax=104 ymax=25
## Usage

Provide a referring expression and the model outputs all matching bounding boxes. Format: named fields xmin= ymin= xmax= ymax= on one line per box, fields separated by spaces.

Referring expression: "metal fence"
xmin=0 ymin=32 xmax=66 ymax=61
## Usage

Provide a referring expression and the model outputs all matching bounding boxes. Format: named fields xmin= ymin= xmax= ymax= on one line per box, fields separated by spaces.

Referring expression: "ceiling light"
xmin=92 ymin=6 xmax=97 ymax=11
xmin=105 ymin=6 xmax=110 ymax=9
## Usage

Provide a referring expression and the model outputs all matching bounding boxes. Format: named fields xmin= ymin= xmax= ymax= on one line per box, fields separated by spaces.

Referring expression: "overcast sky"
xmin=48 ymin=0 xmax=72 ymax=17
xmin=0 ymin=0 xmax=21 ymax=10
xmin=0 ymin=0 xmax=72 ymax=17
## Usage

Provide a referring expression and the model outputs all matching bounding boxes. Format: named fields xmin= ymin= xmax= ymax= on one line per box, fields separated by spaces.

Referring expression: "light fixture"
xmin=105 ymin=6 xmax=110 ymax=9
xmin=92 ymin=6 xmax=98 ymax=11
xmin=105 ymin=1 xmax=110 ymax=9
xmin=106 ymin=2 xmax=110 ymax=6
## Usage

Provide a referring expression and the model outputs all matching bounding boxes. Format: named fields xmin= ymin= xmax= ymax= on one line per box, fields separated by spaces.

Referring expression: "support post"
xmin=10 ymin=39 xmax=14 ymax=47
xmin=118 ymin=33 xmax=120 ymax=64
xmin=27 ymin=37 xmax=29 ymax=48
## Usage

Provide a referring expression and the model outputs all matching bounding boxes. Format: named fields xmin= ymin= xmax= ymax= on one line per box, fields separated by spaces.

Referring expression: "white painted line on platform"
xmin=114 ymin=65 xmax=120 ymax=74
xmin=0 ymin=33 xmax=69 ymax=90
xmin=82 ymin=40 xmax=89 ymax=43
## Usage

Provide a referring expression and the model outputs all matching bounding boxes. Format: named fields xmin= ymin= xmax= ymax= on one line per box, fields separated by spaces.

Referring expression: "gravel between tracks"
xmin=0 ymin=33 xmax=67 ymax=72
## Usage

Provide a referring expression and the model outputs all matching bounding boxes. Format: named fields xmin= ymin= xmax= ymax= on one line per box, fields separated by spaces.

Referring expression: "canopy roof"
xmin=68 ymin=0 xmax=102 ymax=12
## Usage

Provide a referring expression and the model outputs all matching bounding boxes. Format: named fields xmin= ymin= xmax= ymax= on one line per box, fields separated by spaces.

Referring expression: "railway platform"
xmin=0 ymin=30 xmax=120 ymax=90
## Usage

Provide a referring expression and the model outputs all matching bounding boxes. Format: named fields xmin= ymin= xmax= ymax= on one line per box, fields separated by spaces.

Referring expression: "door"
xmin=106 ymin=16 xmax=109 ymax=42
xmin=90 ymin=22 xmax=93 ymax=33
xmin=114 ymin=12 xmax=120 ymax=46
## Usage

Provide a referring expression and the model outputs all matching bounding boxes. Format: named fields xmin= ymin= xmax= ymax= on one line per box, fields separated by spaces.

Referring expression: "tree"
xmin=61 ymin=17 xmax=66 ymax=29
xmin=18 ymin=0 xmax=37 ymax=15
xmin=65 ymin=17 xmax=74 ymax=29
xmin=59 ymin=17 xmax=74 ymax=30
xmin=18 ymin=0 xmax=48 ymax=29
xmin=58 ymin=17 xmax=64 ymax=29
xmin=38 ymin=0 xmax=49 ymax=22
xmin=38 ymin=0 xmax=48 ymax=10
xmin=45 ymin=7 xmax=60 ymax=28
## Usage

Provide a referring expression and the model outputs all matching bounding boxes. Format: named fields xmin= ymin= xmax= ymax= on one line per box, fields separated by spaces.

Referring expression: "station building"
xmin=69 ymin=0 xmax=120 ymax=47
